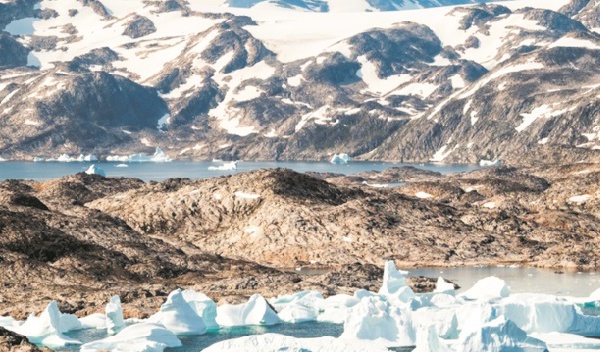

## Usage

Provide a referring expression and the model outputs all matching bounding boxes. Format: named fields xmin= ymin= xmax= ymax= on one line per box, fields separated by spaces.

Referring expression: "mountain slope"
xmin=0 ymin=0 xmax=598 ymax=163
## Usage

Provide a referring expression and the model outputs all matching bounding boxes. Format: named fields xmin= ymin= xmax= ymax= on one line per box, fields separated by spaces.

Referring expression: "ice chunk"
xmin=77 ymin=154 xmax=98 ymax=162
xmin=496 ymin=293 xmax=600 ymax=336
xmin=7 ymin=301 xmax=81 ymax=348
xmin=480 ymin=159 xmax=500 ymax=167
xmin=590 ymin=287 xmax=600 ymax=301
xmin=460 ymin=316 xmax=547 ymax=352
xmin=181 ymin=289 xmax=219 ymax=331
xmin=80 ymin=323 xmax=181 ymax=352
xmin=203 ymin=333 xmax=389 ymax=352
xmin=330 ymin=153 xmax=351 ymax=164
xmin=412 ymin=308 xmax=459 ymax=340
xmin=216 ymin=294 xmax=282 ymax=327
xmin=106 ymin=296 xmax=125 ymax=335
xmin=208 ymin=161 xmax=237 ymax=171
xmin=79 ymin=313 xmax=107 ymax=330
xmin=269 ymin=290 xmax=322 ymax=311
xmin=84 ymin=164 xmax=106 ymax=177
xmin=33 ymin=157 xmax=44 ymax=162
xmin=414 ymin=325 xmax=453 ymax=352
xmin=317 ymin=294 xmax=360 ymax=323
xmin=378 ymin=260 xmax=415 ymax=304
xmin=278 ymin=302 xmax=319 ymax=323
xmin=115 ymin=163 xmax=129 ymax=168
xmin=127 ymin=147 xmax=172 ymax=162
xmin=148 ymin=289 xmax=206 ymax=335
xmin=460 ymin=276 xmax=509 ymax=301
xmin=434 ymin=278 xmax=455 ymax=295
xmin=57 ymin=154 xmax=76 ymax=162
xmin=341 ymin=296 xmax=415 ymax=347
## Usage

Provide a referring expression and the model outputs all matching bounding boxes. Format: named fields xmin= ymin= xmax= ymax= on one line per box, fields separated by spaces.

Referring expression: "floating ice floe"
xmin=80 ymin=323 xmax=181 ymax=352
xmin=459 ymin=316 xmax=547 ymax=352
xmin=216 ymin=294 xmax=281 ymax=327
xmin=330 ymin=153 xmax=350 ymax=164
xmin=107 ymin=147 xmax=172 ymax=163
xmin=79 ymin=313 xmax=107 ymax=330
xmin=434 ymin=277 xmax=455 ymax=295
xmin=203 ymin=333 xmax=390 ymax=352
xmin=208 ymin=161 xmax=238 ymax=171
xmin=0 ymin=156 xmax=6 ymax=162
xmin=6 ymin=301 xmax=81 ymax=348
xmin=480 ymin=159 xmax=501 ymax=167
xmin=276 ymin=291 xmax=324 ymax=323
xmin=85 ymin=164 xmax=106 ymax=177
xmin=115 ymin=163 xmax=129 ymax=168
xmin=148 ymin=289 xmax=207 ymax=335
xmin=459 ymin=276 xmax=510 ymax=301
xmin=33 ymin=156 xmax=44 ymax=162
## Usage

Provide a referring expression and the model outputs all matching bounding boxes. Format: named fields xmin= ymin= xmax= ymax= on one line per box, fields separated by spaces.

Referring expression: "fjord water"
xmin=0 ymin=161 xmax=481 ymax=181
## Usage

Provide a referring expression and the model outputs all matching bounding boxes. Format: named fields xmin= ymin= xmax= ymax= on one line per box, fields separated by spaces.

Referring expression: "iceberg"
xmin=480 ymin=159 xmax=501 ymax=167
xmin=216 ymin=294 xmax=281 ymax=327
xmin=110 ymin=147 xmax=172 ymax=163
xmin=378 ymin=260 xmax=415 ymax=305
xmin=434 ymin=278 xmax=455 ymax=295
xmin=317 ymin=294 xmax=360 ymax=324
xmin=6 ymin=301 xmax=81 ymax=348
xmin=57 ymin=154 xmax=76 ymax=162
xmin=33 ymin=156 xmax=44 ymax=162
xmin=181 ymin=289 xmax=219 ymax=331
xmin=413 ymin=325 xmax=453 ymax=352
xmin=115 ymin=163 xmax=129 ymax=168
xmin=148 ymin=289 xmax=206 ymax=335
xmin=590 ymin=287 xmax=600 ymax=301
xmin=208 ymin=161 xmax=238 ymax=171
xmin=80 ymin=323 xmax=181 ymax=352
xmin=76 ymin=154 xmax=98 ymax=162
xmin=496 ymin=293 xmax=600 ymax=336
xmin=460 ymin=276 xmax=509 ymax=301
xmin=106 ymin=296 xmax=125 ymax=335
xmin=79 ymin=313 xmax=107 ymax=330
xmin=460 ymin=316 xmax=547 ymax=352
xmin=341 ymin=296 xmax=415 ymax=347
xmin=203 ymin=333 xmax=390 ymax=352
xmin=330 ymin=153 xmax=350 ymax=165
xmin=84 ymin=164 xmax=106 ymax=177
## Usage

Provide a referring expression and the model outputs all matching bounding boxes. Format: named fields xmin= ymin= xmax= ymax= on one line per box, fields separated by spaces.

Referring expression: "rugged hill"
xmin=0 ymin=0 xmax=598 ymax=163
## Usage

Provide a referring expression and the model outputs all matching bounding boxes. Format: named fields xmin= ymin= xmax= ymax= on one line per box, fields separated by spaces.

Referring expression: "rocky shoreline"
xmin=0 ymin=162 xmax=599 ymax=324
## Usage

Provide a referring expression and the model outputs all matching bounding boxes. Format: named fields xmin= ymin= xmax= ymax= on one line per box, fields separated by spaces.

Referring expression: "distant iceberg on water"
xmin=330 ymin=153 xmax=350 ymax=165
xmin=107 ymin=147 xmax=172 ymax=163
xmin=208 ymin=161 xmax=238 ymax=171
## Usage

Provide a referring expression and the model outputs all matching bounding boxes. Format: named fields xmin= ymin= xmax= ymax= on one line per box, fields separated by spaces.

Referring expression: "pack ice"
xmin=2 ymin=261 xmax=600 ymax=351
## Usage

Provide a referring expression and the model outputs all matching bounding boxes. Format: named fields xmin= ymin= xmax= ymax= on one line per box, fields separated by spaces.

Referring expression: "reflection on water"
xmin=407 ymin=266 xmax=599 ymax=297
xmin=0 ymin=161 xmax=480 ymax=181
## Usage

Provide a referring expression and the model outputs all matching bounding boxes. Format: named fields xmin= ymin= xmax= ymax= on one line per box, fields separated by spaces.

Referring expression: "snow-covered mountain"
xmin=0 ymin=0 xmax=599 ymax=163
xmin=201 ymin=0 xmax=497 ymax=12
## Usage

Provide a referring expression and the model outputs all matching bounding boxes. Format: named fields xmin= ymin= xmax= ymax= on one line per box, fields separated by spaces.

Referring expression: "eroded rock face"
xmin=122 ymin=15 xmax=157 ymax=39
xmin=0 ymin=327 xmax=50 ymax=352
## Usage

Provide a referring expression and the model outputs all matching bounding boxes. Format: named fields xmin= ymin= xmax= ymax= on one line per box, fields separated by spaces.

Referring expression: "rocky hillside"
xmin=0 ymin=0 xmax=598 ymax=163
xmin=1 ymin=164 xmax=599 ymax=318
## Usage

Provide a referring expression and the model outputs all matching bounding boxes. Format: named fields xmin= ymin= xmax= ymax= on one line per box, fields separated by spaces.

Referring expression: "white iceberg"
xmin=341 ymin=296 xmax=415 ymax=347
xmin=115 ymin=163 xmax=129 ymax=168
xmin=113 ymin=147 xmax=172 ymax=163
xmin=378 ymin=260 xmax=415 ymax=305
xmin=80 ymin=323 xmax=181 ymax=352
xmin=79 ymin=313 xmax=107 ymax=330
xmin=460 ymin=316 xmax=547 ymax=352
xmin=202 ymin=333 xmax=390 ymax=352
xmin=7 ymin=301 xmax=81 ymax=348
xmin=208 ymin=161 xmax=237 ymax=171
xmin=434 ymin=278 xmax=455 ymax=295
xmin=77 ymin=154 xmax=98 ymax=162
xmin=84 ymin=164 xmax=106 ymax=177
xmin=414 ymin=325 xmax=453 ymax=352
xmin=216 ymin=294 xmax=281 ymax=327
xmin=181 ymin=289 xmax=219 ymax=331
xmin=480 ymin=159 xmax=501 ymax=167
xmin=33 ymin=157 xmax=44 ymax=162
xmin=57 ymin=154 xmax=76 ymax=162
xmin=496 ymin=293 xmax=600 ymax=336
xmin=106 ymin=155 xmax=130 ymax=162
xmin=330 ymin=153 xmax=351 ymax=165
xmin=460 ymin=276 xmax=509 ymax=301
xmin=590 ymin=287 xmax=600 ymax=301
xmin=148 ymin=289 xmax=206 ymax=335
xmin=317 ymin=294 xmax=360 ymax=324
xmin=106 ymin=296 xmax=125 ymax=335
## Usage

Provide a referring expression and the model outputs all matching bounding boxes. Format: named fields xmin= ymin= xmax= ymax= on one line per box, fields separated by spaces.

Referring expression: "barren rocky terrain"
xmin=0 ymin=162 xmax=598 ymax=322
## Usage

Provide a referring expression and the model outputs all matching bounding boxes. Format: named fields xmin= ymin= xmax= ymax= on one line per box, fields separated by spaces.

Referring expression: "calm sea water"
xmin=0 ymin=161 xmax=480 ymax=181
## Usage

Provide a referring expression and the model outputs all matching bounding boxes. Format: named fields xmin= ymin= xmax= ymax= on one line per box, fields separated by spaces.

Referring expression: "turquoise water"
xmin=0 ymin=161 xmax=480 ymax=181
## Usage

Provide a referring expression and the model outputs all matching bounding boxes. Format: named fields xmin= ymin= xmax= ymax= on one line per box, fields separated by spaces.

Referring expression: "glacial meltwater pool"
xmin=0 ymin=160 xmax=480 ymax=181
